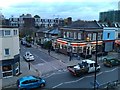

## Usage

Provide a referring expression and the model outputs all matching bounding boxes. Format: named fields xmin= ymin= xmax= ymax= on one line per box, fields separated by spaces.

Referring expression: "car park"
xmin=17 ymin=75 xmax=46 ymax=89
xmin=103 ymin=58 xmax=120 ymax=67
xmin=23 ymin=52 xmax=35 ymax=62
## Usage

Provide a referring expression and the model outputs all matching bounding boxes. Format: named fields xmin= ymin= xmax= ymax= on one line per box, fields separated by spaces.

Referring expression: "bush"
xmin=43 ymin=41 xmax=52 ymax=49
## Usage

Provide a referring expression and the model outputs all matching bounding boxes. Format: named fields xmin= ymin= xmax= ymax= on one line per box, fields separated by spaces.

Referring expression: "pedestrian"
xmin=69 ymin=52 xmax=72 ymax=61
xmin=48 ymin=49 xmax=50 ymax=55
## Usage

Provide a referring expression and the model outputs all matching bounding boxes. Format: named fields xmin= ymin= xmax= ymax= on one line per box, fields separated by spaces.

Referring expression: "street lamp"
xmin=94 ymin=32 xmax=98 ymax=90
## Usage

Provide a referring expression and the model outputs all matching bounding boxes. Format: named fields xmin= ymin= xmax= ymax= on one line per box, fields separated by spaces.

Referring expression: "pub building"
xmin=52 ymin=21 xmax=104 ymax=58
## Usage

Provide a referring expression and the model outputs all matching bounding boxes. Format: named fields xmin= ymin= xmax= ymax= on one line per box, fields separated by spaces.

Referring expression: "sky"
xmin=0 ymin=0 xmax=119 ymax=21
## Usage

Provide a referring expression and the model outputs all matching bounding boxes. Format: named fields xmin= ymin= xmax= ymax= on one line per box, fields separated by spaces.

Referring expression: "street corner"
xmin=0 ymin=79 xmax=1 ymax=87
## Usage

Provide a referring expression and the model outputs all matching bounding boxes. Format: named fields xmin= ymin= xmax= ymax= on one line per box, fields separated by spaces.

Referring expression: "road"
xmin=4 ymin=45 xmax=119 ymax=89
xmin=20 ymin=45 xmax=67 ymax=75
xmin=6 ymin=66 xmax=119 ymax=89
xmin=44 ymin=66 xmax=119 ymax=88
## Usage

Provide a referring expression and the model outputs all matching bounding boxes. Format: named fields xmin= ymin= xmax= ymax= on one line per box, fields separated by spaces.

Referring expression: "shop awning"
xmin=115 ymin=40 xmax=120 ymax=45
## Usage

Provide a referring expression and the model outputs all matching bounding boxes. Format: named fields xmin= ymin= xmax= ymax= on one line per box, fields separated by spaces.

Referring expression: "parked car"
xmin=97 ymin=52 xmax=108 ymax=57
xmin=17 ymin=75 xmax=45 ymax=90
xmin=25 ymin=43 xmax=32 ymax=47
xmin=103 ymin=58 xmax=120 ymax=67
xmin=23 ymin=52 xmax=34 ymax=62
xmin=21 ymin=40 xmax=27 ymax=45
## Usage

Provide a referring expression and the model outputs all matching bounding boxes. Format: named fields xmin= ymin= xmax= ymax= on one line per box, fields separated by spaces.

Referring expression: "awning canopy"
xmin=115 ymin=40 xmax=120 ymax=45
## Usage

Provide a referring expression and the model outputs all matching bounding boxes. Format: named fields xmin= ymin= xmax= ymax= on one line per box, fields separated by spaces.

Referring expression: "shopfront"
xmin=53 ymin=38 xmax=103 ymax=56
xmin=0 ymin=54 xmax=20 ymax=78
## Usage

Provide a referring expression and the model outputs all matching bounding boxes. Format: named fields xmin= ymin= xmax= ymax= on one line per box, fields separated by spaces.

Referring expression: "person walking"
xmin=69 ymin=52 xmax=72 ymax=61
xmin=48 ymin=49 xmax=50 ymax=55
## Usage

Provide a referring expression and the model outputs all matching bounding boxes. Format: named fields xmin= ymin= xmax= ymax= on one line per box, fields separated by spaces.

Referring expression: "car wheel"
xmin=97 ymin=68 xmax=100 ymax=72
xmin=110 ymin=64 xmax=112 ymax=67
xmin=40 ymin=83 xmax=45 ymax=88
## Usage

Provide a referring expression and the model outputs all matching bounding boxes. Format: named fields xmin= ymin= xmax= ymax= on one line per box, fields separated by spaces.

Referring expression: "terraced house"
xmin=0 ymin=25 xmax=20 ymax=78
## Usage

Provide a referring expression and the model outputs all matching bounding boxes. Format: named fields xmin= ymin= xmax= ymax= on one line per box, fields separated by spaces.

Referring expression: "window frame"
xmin=4 ymin=30 xmax=11 ymax=36
xmin=4 ymin=48 xmax=10 ymax=56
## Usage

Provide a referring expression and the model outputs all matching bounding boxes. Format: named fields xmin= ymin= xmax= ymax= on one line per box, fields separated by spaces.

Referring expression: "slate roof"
xmin=49 ymin=28 xmax=60 ymax=34
xmin=64 ymin=20 xmax=102 ymax=29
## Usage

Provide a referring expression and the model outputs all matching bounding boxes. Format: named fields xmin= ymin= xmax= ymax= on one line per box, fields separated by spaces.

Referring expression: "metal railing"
xmin=97 ymin=80 xmax=120 ymax=90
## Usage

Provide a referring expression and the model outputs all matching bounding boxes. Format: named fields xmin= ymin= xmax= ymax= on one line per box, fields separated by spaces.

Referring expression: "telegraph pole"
xmin=94 ymin=32 xmax=98 ymax=90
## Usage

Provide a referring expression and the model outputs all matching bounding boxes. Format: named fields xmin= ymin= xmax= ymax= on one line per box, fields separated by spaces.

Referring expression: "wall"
xmin=103 ymin=27 xmax=117 ymax=40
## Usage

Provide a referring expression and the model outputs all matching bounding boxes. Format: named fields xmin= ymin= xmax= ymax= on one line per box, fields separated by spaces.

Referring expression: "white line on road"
xmin=105 ymin=67 xmax=118 ymax=73
xmin=34 ymin=54 xmax=47 ymax=63
xmin=52 ymin=67 xmax=119 ymax=88
xmin=52 ymin=83 xmax=63 ymax=88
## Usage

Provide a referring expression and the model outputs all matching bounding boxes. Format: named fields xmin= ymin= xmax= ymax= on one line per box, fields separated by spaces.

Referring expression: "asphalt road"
xmin=44 ymin=66 xmax=119 ymax=88
xmin=6 ymin=66 xmax=119 ymax=89
xmin=6 ymin=45 xmax=119 ymax=89
xmin=20 ymin=45 xmax=57 ymax=64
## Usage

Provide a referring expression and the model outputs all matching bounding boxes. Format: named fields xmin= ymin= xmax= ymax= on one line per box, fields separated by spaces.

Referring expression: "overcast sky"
xmin=0 ymin=0 xmax=119 ymax=21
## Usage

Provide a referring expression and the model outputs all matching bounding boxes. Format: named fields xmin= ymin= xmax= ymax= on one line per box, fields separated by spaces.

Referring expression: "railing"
xmin=97 ymin=80 xmax=120 ymax=90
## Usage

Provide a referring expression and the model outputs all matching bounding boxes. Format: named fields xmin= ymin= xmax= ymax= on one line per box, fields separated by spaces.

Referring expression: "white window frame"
xmin=4 ymin=48 xmax=10 ymax=56
xmin=13 ymin=30 xmax=18 ymax=35
xmin=93 ymin=33 xmax=96 ymax=40
xmin=78 ymin=33 xmax=81 ymax=39
xmin=4 ymin=30 xmax=11 ymax=36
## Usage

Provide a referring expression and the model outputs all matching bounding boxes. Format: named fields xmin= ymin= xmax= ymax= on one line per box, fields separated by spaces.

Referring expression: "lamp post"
xmin=94 ymin=32 xmax=98 ymax=90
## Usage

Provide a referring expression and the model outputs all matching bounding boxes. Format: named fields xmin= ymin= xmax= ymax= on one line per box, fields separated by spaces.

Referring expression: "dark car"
xmin=103 ymin=58 xmax=120 ymax=67
xmin=21 ymin=40 xmax=27 ymax=45
xmin=17 ymin=75 xmax=45 ymax=90
xmin=25 ymin=43 xmax=32 ymax=47
xmin=97 ymin=52 xmax=108 ymax=57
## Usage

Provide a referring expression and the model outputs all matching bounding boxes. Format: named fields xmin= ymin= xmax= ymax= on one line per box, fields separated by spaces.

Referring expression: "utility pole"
xmin=28 ymin=61 xmax=30 ymax=70
xmin=94 ymin=32 xmax=98 ymax=90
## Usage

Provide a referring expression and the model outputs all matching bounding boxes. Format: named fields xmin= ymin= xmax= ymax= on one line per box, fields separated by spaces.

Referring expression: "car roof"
xmin=26 ymin=52 xmax=31 ymax=54
xmin=19 ymin=75 xmax=37 ymax=82
xmin=82 ymin=59 xmax=95 ymax=64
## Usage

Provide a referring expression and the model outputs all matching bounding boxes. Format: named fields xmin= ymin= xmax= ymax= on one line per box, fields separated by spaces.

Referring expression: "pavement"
xmin=1 ymin=44 xmax=120 ymax=89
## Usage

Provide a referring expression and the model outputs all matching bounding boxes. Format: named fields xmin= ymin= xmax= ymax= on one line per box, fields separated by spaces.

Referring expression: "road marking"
xmin=43 ymin=73 xmax=56 ymax=79
xmin=65 ymin=77 xmax=85 ymax=84
xmin=105 ymin=67 xmax=118 ymax=73
xmin=52 ymin=83 xmax=63 ymax=88
xmin=52 ymin=67 xmax=119 ymax=88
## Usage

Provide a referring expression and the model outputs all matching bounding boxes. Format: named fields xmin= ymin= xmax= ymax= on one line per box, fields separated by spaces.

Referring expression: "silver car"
xmin=23 ymin=52 xmax=35 ymax=62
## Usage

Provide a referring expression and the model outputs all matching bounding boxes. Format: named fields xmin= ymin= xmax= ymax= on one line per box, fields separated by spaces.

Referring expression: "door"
xmin=88 ymin=63 xmax=95 ymax=73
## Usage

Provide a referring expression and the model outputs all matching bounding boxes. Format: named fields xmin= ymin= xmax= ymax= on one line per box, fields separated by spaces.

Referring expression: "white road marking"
xmin=44 ymin=73 xmax=56 ymax=79
xmin=52 ymin=67 xmax=119 ymax=88
xmin=52 ymin=83 xmax=63 ymax=88
xmin=105 ymin=67 xmax=118 ymax=72
xmin=65 ymin=77 xmax=85 ymax=84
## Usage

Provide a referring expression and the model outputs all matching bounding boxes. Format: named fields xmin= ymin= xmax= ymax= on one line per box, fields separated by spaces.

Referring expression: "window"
xmin=90 ymin=64 xmax=93 ymax=67
xmin=88 ymin=33 xmax=92 ymax=40
xmin=118 ymin=33 xmax=120 ymax=38
xmin=3 ymin=72 xmax=12 ymax=77
xmin=74 ymin=32 xmax=77 ymax=39
xmin=107 ymin=33 xmax=110 ymax=39
xmin=98 ymin=33 xmax=102 ymax=40
xmin=78 ymin=33 xmax=81 ymax=39
xmin=4 ymin=30 xmax=11 ymax=36
xmin=2 ymin=65 xmax=12 ymax=71
xmin=0 ymin=30 xmax=4 ymax=36
xmin=4 ymin=48 xmax=10 ymax=56
xmin=13 ymin=30 xmax=17 ymax=35
xmin=93 ymin=33 xmax=96 ymax=40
